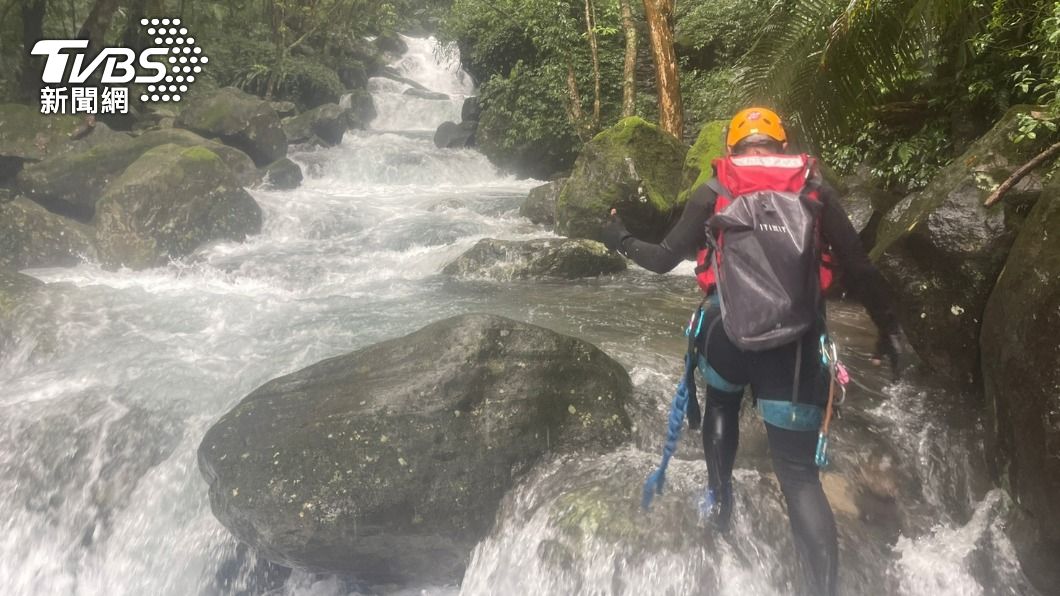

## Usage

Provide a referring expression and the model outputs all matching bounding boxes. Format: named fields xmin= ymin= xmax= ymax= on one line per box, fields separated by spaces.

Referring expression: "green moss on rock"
xmin=93 ymin=143 xmax=262 ymax=269
xmin=557 ymin=117 xmax=692 ymax=242
xmin=679 ymin=120 xmax=727 ymax=202
xmin=17 ymin=128 xmax=259 ymax=220
xmin=0 ymin=197 xmax=97 ymax=269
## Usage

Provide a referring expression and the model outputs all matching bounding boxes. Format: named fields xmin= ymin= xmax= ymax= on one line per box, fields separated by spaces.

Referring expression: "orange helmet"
xmin=726 ymin=107 xmax=786 ymax=147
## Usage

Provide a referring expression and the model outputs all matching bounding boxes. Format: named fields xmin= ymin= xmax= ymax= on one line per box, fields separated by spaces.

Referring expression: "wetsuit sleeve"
xmin=819 ymin=184 xmax=900 ymax=335
xmin=618 ymin=184 xmax=716 ymax=274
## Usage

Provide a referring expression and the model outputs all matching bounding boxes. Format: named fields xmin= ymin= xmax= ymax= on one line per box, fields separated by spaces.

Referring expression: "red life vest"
xmin=694 ymin=154 xmax=835 ymax=294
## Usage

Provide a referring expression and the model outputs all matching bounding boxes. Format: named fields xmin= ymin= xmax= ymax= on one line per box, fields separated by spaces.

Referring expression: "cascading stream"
xmin=0 ymin=36 xmax=1036 ymax=596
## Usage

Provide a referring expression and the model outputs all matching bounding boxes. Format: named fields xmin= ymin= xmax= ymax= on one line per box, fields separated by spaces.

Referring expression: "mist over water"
xmin=0 ymin=36 xmax=1037 ymax=596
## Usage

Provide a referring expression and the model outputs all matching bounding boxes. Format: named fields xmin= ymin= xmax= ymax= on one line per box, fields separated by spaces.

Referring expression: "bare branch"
xmin=983 ymin=141 xmax=1060 ymax=208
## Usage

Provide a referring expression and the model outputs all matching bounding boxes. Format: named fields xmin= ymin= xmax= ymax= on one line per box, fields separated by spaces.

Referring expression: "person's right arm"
xmin=604 ymin=184 xmax=716 ymax=273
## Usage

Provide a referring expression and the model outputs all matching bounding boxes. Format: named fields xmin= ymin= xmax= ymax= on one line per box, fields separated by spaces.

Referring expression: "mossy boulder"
xmin=679 ymin=120 xmax=727 ymax=201
xmin=0 ymin=105 xmax=129 ymax=183
xmin=0 ymin=104 xmax=83 ymax=163
xmin=197 ymin=314 xmax=632 ymax=585
xmin=176 ymin=87 xmax=287 ymax=166
xmin=520 ymin=179 xmax=566 ymax=226
xmin=94 ymin=144 xmax=262 ymax=269
xmin=443 ymin=238 xmax=626 ymax=280
xmin=981 ymin=183 xmax=1060 ymax=561
xmin=263 ymin=158 xmax=303 ymax=190
xmin=282 ymin=104 xmax=355 ymax=146
xmin=17 ymin=128 xmax=259 ymax=221
xmin=869 ymin=106 xmax=1055 ymax=387
xmin=0 ymin=196 xmax=97 ymax=269
xmin=557 ymin=117 xmax=692 ymax=242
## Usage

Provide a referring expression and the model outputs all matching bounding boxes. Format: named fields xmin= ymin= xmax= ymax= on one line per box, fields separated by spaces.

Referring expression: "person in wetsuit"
xmin=601 ymin=107 xmax=902 ymax=596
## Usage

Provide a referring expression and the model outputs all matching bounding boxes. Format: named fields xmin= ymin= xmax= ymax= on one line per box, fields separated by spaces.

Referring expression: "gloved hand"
xmin=871 ymin=332 xmax=903 ymax=380
xmin=601 ymin=210 xmax=633 ymax=255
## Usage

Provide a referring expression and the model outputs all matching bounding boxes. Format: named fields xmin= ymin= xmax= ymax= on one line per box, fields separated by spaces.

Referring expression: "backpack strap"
xmin=705 ymin=178 xmax=732 ymax=201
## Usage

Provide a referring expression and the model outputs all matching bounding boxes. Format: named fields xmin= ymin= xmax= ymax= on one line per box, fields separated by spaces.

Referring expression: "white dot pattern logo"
xmin=139 ymin=17 xmax=205 ymax=104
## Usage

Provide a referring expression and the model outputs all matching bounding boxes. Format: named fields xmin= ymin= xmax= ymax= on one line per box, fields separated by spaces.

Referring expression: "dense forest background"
xmin=2 ymin=0 xmax=1057 ymax=187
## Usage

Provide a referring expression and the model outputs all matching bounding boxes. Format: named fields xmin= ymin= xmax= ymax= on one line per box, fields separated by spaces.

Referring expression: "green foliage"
xmin=682 ymin=67 xmax=741 ymax=131
xmin=823 ymin=121 xmax=951 ymax=192
xmin=477 ymin=61 xmax=580 ymax=179
xmin=441 ymin=0 xmax=538 ymax=81
xmin=675 ymin=0 xmax=772 ymax=70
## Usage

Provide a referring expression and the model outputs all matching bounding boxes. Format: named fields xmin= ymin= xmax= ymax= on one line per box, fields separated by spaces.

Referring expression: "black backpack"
xmin=704 ymin=155 xmax=824 ymax=352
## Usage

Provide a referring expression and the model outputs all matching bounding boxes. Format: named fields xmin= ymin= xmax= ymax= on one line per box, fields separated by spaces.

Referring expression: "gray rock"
xmin=443 ymin=238 xmax=626 ymax=280
xmin=0 ymin=196 xmax=97 ymax=269
xmin=338 ymin=63 xmax=368 ymax=90
xmin=338 ymin=89 xmax=376 ymax=128
xmin=461 ymin=97 xmax=481 ymax=123
xmin=176 ymin=87 xmax=288 ymax=166
xmin=403 ymin=88 xmax=449 ymax=101
xmin=0 ymin=269 xmax=46 ymax=356
xmin=558 ymin=117 xmax=692 ymax=243
xmin=94 ymin=144 xmax=262 ymax=269
xmin=269 ymin=101 xmax=298 ymax=118
xmin=981 ymin=183 xmax=1060 ymax=564
xmin=520 ymin=179 xmax=566 ymax=226
xmin=870 ymin=106 xmax=1055 ymax=387
xmin=17 ymin=128 xmax=259 ymax=221
xmin=282 ymin=104 xmax=353 ymax=146
xmin=198 ymin=314 xmax=632 ymax=585
xmin=0 ymin=104 xmax=86 ymax=162
xmin=433 ymin=120 xmax=476 ymax=149
xmin=263 ymin=158 xmax=303 ymax=190
xmin=374 ymin=34 xmax=408 ymax=56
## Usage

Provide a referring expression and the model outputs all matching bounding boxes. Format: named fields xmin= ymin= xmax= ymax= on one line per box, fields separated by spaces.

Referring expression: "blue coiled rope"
xmin=642 ymin=307 xmax=705 ymax=510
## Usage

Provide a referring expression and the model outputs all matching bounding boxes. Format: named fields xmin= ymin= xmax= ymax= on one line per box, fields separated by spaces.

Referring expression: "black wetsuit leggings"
xmin=699 ymin=306 xmax=838 ymax=596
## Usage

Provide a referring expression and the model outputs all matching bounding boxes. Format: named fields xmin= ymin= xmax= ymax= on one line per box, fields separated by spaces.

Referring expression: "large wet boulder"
xmin=17 ymin=128 xmax=259 ymax=221
xmin=981 ymin=183 xmax=1060 ymax=576
xmin=557 ymin=117 xmax=692 ymax=242
xmin=282 ymin=104 xmax=354 ymax=146
xmin=433 ymin=120 xmax=476 ymax=149
xmin=94 ymin=144 xmax=262 ymax=269
xmin=176 ymin=87 xmax=287 ymax=166
xmin=869 ymin=106 xmax=1055 ymax=387
xmin=198 ymin=314 xmax=633 ymax=585
xmin=520 ymin=179 xmax=566 ymax=226
xmin=443 ymin=238 xmax=626 ymax=280
xmin=0 ymin=196 xmax=97 ymax=269
xmin=679 ymin=120 xmax=727 ymax=201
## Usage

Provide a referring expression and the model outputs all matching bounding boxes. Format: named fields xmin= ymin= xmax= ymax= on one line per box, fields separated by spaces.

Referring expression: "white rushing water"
xmin=0 ymin=36 xmax=1037 ymax=596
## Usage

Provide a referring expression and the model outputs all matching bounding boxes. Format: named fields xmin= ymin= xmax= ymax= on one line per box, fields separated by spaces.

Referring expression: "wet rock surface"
xmin=94 ymin=144 xmax=262 ymax=270
xmin=443 ymin=238 xmax=626 ymax=280
xmin=198 ymin=314 xmax=633 ymax=585
xmin=870 ymin=106 xmax=1055 ymax=388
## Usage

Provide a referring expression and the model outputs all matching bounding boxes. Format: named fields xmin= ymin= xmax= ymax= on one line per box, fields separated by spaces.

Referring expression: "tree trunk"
xmin=77 ymin=0 xmax=122 ymax=51
xmin=641 ymin=0 xmax=682 ymax=138
xmin=20 ymin=0 xmax=48 ymax=102
xmin=565 ymin=60 xmax=590 ymax=142
xmin=122 ymin=0 xmax=162 ymax=52
xmin=584 ymin=0 xmax=601 ymax=131
xmin=620 ymin=0 xmax=637 ymax=118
